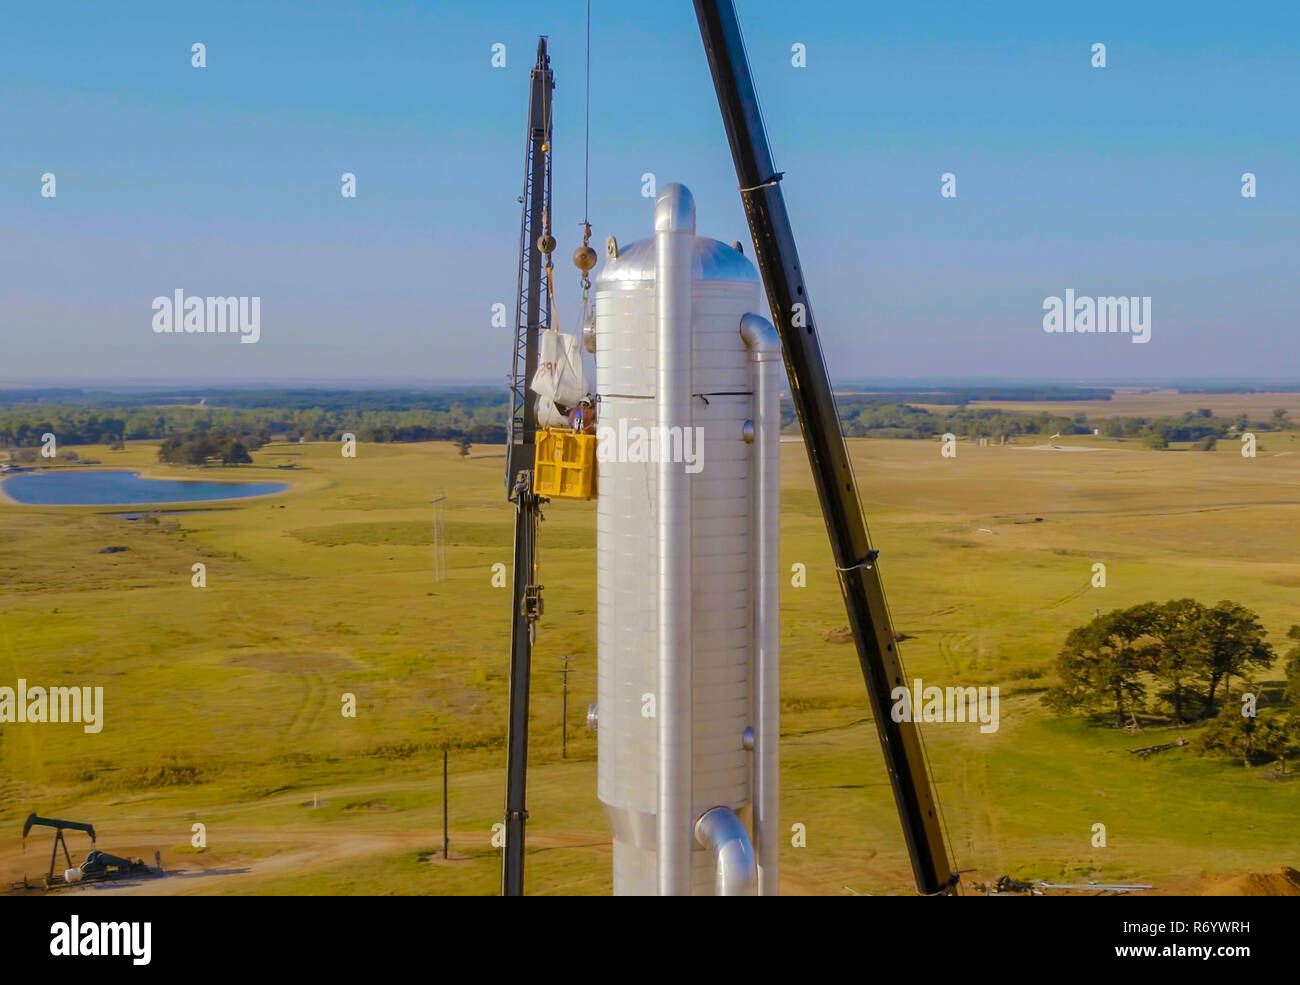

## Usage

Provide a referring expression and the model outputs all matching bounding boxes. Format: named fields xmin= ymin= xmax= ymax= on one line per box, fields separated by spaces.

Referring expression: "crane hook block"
xmin=537 ymin=233 xmax=557 ymax=255
xmin=522 ymin=584 xmax=544 ymax=623
xmin=573 ymin=245 xmax=597 ymax=273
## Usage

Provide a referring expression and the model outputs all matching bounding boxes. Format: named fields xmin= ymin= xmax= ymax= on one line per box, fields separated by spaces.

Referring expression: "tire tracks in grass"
xmin=938 ymin=631 xmax=976 ymax=675
xmin=284 ymin=667 xmax=328 ymax=747
xmin=992 ymin=499 xmax=1300 ymax=522
xmin=961 ymin=749 xmax=1001 ymax=879
xmin=0 ymin=617 xmax=39 ymax=808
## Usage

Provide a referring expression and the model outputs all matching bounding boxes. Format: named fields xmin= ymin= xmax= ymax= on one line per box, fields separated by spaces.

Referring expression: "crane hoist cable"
xmin=841 ymin=438 xmax=963 ymax=888
xmin=573 ymin=0 xmax=597 ymax=330
xmin=584 ymin=0 xmax=591 ymax=220
xmin=537 ymin=48 xmax=559 ymax=335
xmin=537 ymin=4 xmax=597 ymax=343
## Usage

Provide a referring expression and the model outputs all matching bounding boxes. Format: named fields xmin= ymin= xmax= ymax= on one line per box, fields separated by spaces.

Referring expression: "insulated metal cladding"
xmin=594 ymin=182 xmax=780 ymax=895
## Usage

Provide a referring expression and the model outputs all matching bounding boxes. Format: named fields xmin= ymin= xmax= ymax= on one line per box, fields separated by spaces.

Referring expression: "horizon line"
xmin=3 ymin=376 xmax=1300 ymax=391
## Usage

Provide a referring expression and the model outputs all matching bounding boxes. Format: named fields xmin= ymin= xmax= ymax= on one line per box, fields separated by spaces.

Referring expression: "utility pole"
xmin=442 ymin=746 xmax=449 ymax=860
xmin=559 ymin=655 xmax=573 ymax=759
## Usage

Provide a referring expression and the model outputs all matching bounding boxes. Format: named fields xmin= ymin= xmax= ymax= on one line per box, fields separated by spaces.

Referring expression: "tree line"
xmin=1 ymin=394 xmax=1290 ymax=451
xmin=0 ymin=385 xmax=505 ymax=412
xmin=0 ymin=403 xmax=506 ymax=450
xmin=830 ymin=400 xmax=1293 ymax=444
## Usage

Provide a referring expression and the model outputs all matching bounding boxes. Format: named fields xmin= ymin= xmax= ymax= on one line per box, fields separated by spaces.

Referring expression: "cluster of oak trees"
xmin=156 ymin=428 xmax=265 ymax=466
xmin=1045 ymin=599 xmax=1300 ymax=768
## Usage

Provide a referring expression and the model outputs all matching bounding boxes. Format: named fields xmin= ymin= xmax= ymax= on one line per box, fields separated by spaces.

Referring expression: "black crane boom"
xmin=693 ymin=0 xmax=957 ymax=896
xmin=501 ymin=36 xmax=554 ymax=898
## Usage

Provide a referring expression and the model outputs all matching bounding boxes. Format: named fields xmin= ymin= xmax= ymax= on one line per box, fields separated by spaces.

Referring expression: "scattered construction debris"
xmin=976 ymin=874 xmax=1152 ymax=896
xmin=1130 ymin=737 xmax=1189 ymax=758
xmin=996 ymin=875 xmax=1038 ymax=894
xmin=1035 ymin=880 xmax=1153 ymax=894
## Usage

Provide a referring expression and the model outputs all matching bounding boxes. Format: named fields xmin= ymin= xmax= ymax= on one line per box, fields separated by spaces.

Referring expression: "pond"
xmin=1 ymin=469 xmax=289 ymax=506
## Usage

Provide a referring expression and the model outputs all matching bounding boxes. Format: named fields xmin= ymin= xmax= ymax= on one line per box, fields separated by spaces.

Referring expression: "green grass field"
xmin=2 ymin=422 xmax=1298 ymax=895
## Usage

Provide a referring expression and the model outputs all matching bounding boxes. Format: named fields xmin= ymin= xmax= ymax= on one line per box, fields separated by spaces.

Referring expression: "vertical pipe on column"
xmin=741 ymin=311 xmax=781 ymax=895
xmin=655 ymin=183 xmax=695 ymax=895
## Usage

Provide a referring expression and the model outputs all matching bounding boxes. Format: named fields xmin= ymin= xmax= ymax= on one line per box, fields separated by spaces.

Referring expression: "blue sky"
xmin=3 ymin=1 xmax=1298 ymax=384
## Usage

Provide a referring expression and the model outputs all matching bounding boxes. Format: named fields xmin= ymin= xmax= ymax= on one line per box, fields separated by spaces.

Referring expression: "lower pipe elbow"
xmin=694 ymin=807 xmax=757 ymax=896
